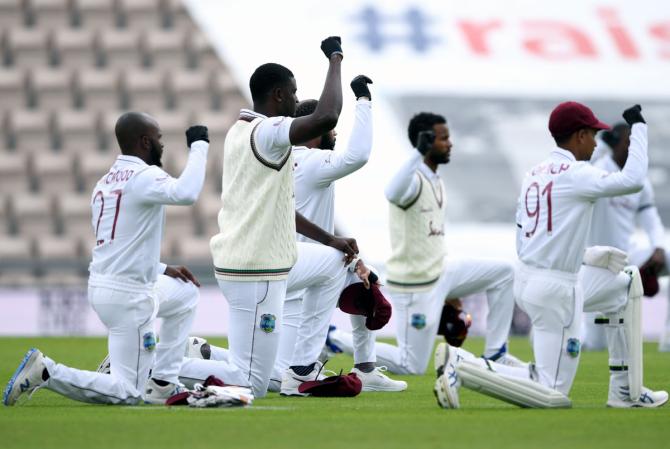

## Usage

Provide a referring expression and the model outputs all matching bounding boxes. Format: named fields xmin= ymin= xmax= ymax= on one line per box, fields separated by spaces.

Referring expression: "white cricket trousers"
xmin=179 ymin=279 xmax=286 ymax=398
xmin=515 ymin=263 xmax=582 ymax=395
xmin=42 ymin=275 xmax=199 ymax=404
xmin=375 ymin=257 xmax=516 ymax=375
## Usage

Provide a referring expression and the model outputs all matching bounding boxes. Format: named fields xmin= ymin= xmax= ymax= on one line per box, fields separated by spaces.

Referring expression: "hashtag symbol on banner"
xmin=353 ymin=6 xmax=440 ymax=53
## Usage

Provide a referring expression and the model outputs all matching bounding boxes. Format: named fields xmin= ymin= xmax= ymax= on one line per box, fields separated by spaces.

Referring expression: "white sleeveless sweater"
xmin=210 ymin=117 xmax=297 ymax=281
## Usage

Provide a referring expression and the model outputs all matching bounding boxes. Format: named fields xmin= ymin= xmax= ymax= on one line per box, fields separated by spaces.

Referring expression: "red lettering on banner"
xmin=522 ymin=20 xmax=596 ymax=59
xmin=598 ymin=8 xmax=640 ymax=59
xmin=650 ymin=22 xmax=670 ymax=59
xmin=459 ymin=20 xmax=502 ymax=55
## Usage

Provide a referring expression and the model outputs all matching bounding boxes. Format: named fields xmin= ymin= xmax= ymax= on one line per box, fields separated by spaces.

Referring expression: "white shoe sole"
xmin=607 ymin=393 xmax=669 ymax=408
xmin=434 ymin=343 xmax=447 ymax=377
xmin=434 ymin=376 xmax=459 ymax=409
xmin=362 ymin=382 xmax=408 ymax=392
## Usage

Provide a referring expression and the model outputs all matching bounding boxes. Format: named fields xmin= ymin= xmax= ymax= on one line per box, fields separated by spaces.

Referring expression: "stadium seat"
xmin=194 ymin=110 xmax=239 ymax=151
xmin=52 ymin=28 xmax=97 ymax=68
xmin=55 ymin=109 xmax=100 ymax=151
xmin=57 ymin=192 xmax=93 ymax=239
xmin=187 ymin=31 xmax=223 ymax=71
xmin=122 ymin=68 xmax=167 ymax=111
xmin=117 ymin=0 xmax=161 ymax=30
xmin=0 ymin=68 xmax=28 ymax=112
xmin=32 ymin=151 xmax=76 ymax=192
xmin=72 ymin=0 xmax=118 ymax=29
xmin=0 ymin=0 xmax=27 ymax=30
xmin=97 ymin=29 xmax=142 ymax=68
xmin=29 ymin=68 xmax=74 ymax=110
xmin=142 ymin=29 xmax=187 ymax=69
xmin=0 ymin=151 xmax=32 ymax=194
xmin=169 ymin=70 xmax=211 ymax=111
xmin=28 ymin=0 xmax=74 ymax=30
xmin=161 ymin=0 xmax=194 ymax=31
xmin=151 ymin=110 xmax=189 ymax=158
xmin=35 ymin=235 xmax=85 ymax=270
xmin=98 ymin=110 xmax=124 ymax=150
xmin=0 ymin=193 xmax=12 ymax=234
xmin=77 ymin=151 xmax=115 ymax=190
xmin=7 ymin=110 xmax=53 ymax=150
xmin=75 ymin=69 xmax=121 ymax=111
xmin=0 ymin=236 xmax=36 ymax=280
xmin=11 ymin=192 xmax=56 ymax=237
xmin=5 ymin=28 xmax=52 ymax=68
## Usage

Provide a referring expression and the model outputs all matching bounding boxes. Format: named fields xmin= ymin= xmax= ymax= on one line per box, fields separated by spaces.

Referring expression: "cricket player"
xmin=274 ymin=84 xmax=406 ymax=392
xmin=4 ymin=113 xmax=209 ymax=406
xmin=512 ymin=103 xmax=666 ymax=407
xmin=582 ymin=122 xmax=669 ymax=351
xmin=177 ymin=36 xmax=362 ymax=398
xmin=358 ymin=112 xmax=523 ymax=376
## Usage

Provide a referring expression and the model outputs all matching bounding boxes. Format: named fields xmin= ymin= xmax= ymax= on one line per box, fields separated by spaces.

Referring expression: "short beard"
xmin=429 ymin=152 xmax=449 ymax=165
xmin=149 ymin=141 xmax=163 ymax=167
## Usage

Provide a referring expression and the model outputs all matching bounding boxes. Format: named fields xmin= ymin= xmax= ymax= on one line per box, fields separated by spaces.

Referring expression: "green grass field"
xmin=1 ymin=336 xmax=669 ymax=449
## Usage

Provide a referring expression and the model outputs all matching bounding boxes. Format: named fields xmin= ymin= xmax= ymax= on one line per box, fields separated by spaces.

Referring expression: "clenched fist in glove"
xmin=583 ymin=246 xmax=628 ymax=274
xmin=185 ymin=125 xmax=209 ymax=148
xmin=350 ymin=75 xmax=373 ymax=100
xmin=321 ymin=36 xmax=343 ymax=59
xmin=622 ymin=104 xmax=645 ymax=125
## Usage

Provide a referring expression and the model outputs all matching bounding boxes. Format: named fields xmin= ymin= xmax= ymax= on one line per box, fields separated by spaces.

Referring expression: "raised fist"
xmin=622 ymin=104 xmax=645 ymax=125
xmin=185 ymin=125 xmax=209 ymax=148
xmin=350 ymin=75 xmax=373 ymax=100
xmin=321 ymin=36 xmax=343 ymax=59
xmin=416 ymin=130 xmax=435 ymax=155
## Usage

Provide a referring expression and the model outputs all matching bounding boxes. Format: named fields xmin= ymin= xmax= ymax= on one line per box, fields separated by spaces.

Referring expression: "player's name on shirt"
xmin=530 ymin=162 xmax=571 ymax=176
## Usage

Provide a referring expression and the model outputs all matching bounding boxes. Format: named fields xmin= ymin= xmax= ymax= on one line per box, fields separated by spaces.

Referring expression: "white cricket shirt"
xmin=88 ymin=142 xmax=208 ymax=291
xmin=516 ymin=123 xmax=648 ymax=274
xmin=588 ymin=155 xmax=662 ymax=251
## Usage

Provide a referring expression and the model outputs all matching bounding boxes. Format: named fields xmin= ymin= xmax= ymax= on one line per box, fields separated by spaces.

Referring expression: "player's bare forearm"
xmin=295 ymin=212 xmax=358 ymax=263
xmin=289 ymin=40 xmax=343 ymax=144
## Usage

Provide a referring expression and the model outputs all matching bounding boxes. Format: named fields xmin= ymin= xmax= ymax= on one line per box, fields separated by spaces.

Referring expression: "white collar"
xmin=117 ymin=155 xmax=147 ymax=166
xmin=240 ymin=109 xmax=267 ymax=120
xmin=551 ymin=147 xmax=577 ymax=162
xmin=418 ymin=162 xmax=440 ymax=181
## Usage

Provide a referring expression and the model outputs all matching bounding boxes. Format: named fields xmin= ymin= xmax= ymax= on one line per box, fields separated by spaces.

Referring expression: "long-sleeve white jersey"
xmin=292 ymin=99 xmax=372 ymax=240
xmin=88 ymin=141 xmax=208 ymax=291
xmin=588 ymin=155 xmax=665 ymax=252
xmin=516 ymin=123 xmax=648 ymax=274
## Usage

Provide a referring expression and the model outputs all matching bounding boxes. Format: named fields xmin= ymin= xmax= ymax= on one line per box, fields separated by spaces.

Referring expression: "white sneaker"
xmin=607 ymin=385 xmax=669 ymax=408
xmin=433 ymin=343 xmax=460 ymax=409
xmin=351 ymin=367 xmax=407 ymax=392
xmin=279 ymin=364 xmax=327 ymax=397
xmin=3 ymin=348 xmax=46 ymax=406
xmin=96 ymin=354 xmax=111 ymax=374
xmin=144 ymin=378 xmax=186 ymax=405
xmin=184 ymin=337 xmax=211 ymax=360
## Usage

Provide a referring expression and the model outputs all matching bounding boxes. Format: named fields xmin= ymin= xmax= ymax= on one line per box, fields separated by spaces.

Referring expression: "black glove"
xmin=350 ymin=75 xmax=373 ymax=100
xmin=622 ymin=104 xmax=645 ymax=125
xmin=416 ymin=130 xmax=435 ymax=155
xmin=321 ymin=36 xmax=343 ymax=59
xmin=185 ymin=125 xmax=209 ymax=147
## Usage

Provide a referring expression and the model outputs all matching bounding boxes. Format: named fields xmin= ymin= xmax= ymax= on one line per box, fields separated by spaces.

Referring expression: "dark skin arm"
xmin=641 ymin=248 xmax=667 ymax=275
xmin=288 ymin=55 xmax=343 ymax=145
xmin=295 ymin=212 xmax=358 ymax=264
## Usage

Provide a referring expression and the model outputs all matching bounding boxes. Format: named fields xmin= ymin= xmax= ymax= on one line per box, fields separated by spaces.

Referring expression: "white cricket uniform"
xmin=373 ymin=152 xmax=517 ymax=375
xmin=515 ymin=123 xmax=648 ymax=395
xmin=180 ymin=110 xmax=352 ymax=396
xmin=583 ymin=154 xmax=668 ymax=349
xmin=42 ymin=143 xmax=208 ymax=404
xmin=274 ymin=99 xmax=374 ymax=380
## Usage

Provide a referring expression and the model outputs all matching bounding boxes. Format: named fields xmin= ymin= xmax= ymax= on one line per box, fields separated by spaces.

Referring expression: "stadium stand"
xmin=0 ymin=0 xmax=248 ymax=286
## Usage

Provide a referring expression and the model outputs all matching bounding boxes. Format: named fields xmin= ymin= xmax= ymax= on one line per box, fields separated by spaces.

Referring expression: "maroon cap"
xmin=548 ymin=101 xmax=610 ymax=138
xmin=298 ymin=372 xmax=362 ymax=397
xmin=338 ymin=283 xmax=392 ymax=330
